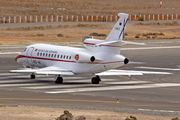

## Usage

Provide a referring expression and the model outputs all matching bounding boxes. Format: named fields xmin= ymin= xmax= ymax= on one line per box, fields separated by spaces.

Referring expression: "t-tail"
xmin=83 ymin=13 xmax=129 ymax=54
xmin=105 ymin=13 xmax=129 ymax=42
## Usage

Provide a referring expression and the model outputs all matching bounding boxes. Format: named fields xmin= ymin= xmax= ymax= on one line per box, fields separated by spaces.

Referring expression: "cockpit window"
xmin=22 ymin=48 xmax=27 ymax=52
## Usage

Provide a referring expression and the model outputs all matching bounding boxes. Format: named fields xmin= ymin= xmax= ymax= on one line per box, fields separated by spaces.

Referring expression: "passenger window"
xmin=51 ymin=54 xmax=53 ymax=58
xmin=69 ymin=56 xmax=71 ymax=59
xmin=43 ymin=53 xmax=45 ymax=56
xmin=37 ymin=52 xmax=39 ymax=56
xmin=57 ymin=55 xmax=59 ymax=58
xmin=61 ymin=55 xmax=63 ymax=58
xmin=63 ymin=55 xmax=65 ymax=59
xmin=40 ymin=53 xmax=42 ymax=56
xmin=66 ymin=56 xmax=68 ymax=59
xmin=46 ymin=53 xmax=48 ymax=57
xmin=54 ymin=54 xmax=56 ymax=58
xmin=49 ymin=54 xmax=51 ymax=57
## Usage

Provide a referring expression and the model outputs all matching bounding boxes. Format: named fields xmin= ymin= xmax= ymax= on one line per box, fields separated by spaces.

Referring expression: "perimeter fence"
xmin=0 ymin=14 xmax=180 ymax=23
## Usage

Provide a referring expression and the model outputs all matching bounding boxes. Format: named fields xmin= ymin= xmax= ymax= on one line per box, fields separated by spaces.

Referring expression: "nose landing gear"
xmin=30 ymin=74 xmax=35 ymax=79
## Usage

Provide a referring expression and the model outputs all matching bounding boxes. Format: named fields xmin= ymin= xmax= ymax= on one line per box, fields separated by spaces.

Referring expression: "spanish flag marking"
xmin=75 ymin=54 xmax=79 ymax=60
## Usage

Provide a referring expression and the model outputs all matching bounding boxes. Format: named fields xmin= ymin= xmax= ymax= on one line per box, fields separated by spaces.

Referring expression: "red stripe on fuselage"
xmin=83 ymin=42 xmax=121 ymax=47
xmin=15 ymin=54 xmax=24 ymax=61
xmin=84 ymin=42 xmax=96 ymax=45
xmin=89 ymin=61 xmax=124 ymax=64
xmin=99 ymin=44 xmax=121 ymax=47
xmin=15 ymin=55 xmax=124 ymax=64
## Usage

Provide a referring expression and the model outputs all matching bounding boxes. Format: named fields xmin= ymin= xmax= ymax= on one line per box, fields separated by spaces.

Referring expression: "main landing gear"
xmin=55 ymin=75 xmax=63 ymax=84
xmin=91 ymin=75 xmax=101 ymax=84
xmin=54 ymin=75 xmax=101 ymax=84
xmin=30 ymin=74 xmax=100 ymax=84
xmin=30 ymin=73 xmax=35 ymax=79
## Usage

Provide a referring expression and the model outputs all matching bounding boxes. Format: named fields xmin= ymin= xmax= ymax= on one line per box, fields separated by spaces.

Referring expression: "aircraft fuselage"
xmin=15 ymin=44 xmax=127 ymax=74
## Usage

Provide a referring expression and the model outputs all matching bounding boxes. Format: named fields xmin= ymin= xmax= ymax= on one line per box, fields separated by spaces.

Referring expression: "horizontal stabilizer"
xmin=96 ymin=41 xmax=121 ymax=46
xmin=122 ymin=41 xmax=146 ymax=45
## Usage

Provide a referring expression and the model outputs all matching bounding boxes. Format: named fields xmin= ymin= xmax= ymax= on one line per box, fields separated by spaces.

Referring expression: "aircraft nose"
xmin=15 ymin=54 xmax=21 ymax=62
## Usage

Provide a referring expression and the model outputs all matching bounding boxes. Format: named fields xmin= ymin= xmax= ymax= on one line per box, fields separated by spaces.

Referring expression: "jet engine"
xmin=74 ymin=52 xmax=95 ymax=62
xmin=124 ymin=58 xmax=129 ymax=64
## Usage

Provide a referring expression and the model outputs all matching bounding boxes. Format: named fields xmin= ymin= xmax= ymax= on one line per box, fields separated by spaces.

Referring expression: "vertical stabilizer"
xmin=105 ymin=13 xmax=129 ymax=41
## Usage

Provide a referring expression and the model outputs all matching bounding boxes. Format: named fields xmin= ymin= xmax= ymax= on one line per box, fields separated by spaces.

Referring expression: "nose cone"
xmin=15 ymin=54 xmax=21 ymax=62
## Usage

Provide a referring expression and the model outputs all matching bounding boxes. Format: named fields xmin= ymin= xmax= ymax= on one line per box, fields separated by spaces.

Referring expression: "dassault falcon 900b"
xmin=11 ymin=13 xmax=134 ymax=84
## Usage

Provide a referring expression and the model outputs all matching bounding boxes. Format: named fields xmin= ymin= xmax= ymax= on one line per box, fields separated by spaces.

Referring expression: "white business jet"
xmin=10 ymin=13 xmax=143 ymax=84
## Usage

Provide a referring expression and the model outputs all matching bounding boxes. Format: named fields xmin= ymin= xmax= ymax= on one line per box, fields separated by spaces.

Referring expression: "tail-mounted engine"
xmin=124 ymin=58 xmax=129 ymax=64
xmin=74 ymin=52 xmax=95 ymax=63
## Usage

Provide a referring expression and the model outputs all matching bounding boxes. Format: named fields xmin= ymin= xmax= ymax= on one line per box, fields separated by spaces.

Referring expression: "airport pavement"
xmin=0 ymin=39 xmax=180 ymax=116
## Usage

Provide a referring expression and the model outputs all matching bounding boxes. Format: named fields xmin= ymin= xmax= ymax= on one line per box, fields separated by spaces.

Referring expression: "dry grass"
xmin=1 ymin=21 xmax=180 ymax=45
xmin=136 ymin=21 xmax=180 ymax=26
xmin=0 ymin=23 xmax=108 ymax=45
xmin=1 ymin=24 xmax=101 ymax=31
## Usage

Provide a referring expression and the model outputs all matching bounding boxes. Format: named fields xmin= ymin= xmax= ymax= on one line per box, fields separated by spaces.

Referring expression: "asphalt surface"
xmin=0 ymin=39 xmax=180 ymax=116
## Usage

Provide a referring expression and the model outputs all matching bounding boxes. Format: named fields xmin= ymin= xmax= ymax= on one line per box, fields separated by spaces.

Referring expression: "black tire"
xmin=96 ymin=75 xmax=101 ymax=81
xmin=55 ymin=77 xmax=63 ymax=84
xmin=91 ymin=77 xmax=99 ymax=84
xmin=91 ymin=77 xmax=96 ymax=84
xmin=30 ymin=74 xmax=35 ymax=79
xmin=96 ymin=79 xmax=99 ymax=84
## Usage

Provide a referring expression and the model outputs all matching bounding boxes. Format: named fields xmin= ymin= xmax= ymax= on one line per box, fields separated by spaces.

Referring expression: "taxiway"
xmin=0 ymin=39 xmax=180 ymax=116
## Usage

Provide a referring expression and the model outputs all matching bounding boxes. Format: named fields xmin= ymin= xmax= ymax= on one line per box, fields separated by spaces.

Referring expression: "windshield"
xmin=22 ymin=48 xmax=27 ymax=52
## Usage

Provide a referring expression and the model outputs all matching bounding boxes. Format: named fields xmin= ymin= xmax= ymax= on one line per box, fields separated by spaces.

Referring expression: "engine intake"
xmin=74 ymin=52 xmax=95 ymax=63
xmin=124 ymin=58 xmax=129 ymax=64
xmin=90 ymin=56 xmax=95 ymax=62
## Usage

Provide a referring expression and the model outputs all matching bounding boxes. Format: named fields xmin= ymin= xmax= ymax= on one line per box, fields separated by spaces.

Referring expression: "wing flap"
xmin=96 ymin=70 xmax=143 ymax=76
xmin=96 ymin=69 xmax=172 ymax=76
xmin=36 ymin=71 xmax=74 ymax=75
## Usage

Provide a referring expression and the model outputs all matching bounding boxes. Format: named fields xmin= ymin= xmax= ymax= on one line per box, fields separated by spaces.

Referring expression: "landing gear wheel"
xmin=30 ymin=74 xmax=35 ymax=79
xmin=55 ymin=77 xmax=63 ymax=84
xmin=91 ymin=75 xmax=101 ymax=84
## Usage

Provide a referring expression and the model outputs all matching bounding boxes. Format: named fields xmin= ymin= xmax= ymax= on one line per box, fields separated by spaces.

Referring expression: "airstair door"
xmin=26 ymin=47 xmax=34 ymax=66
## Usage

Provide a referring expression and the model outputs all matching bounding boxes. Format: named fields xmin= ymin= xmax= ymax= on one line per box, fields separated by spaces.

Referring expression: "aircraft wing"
xmin=96 ymin=69 xmax=172 ymax=76
xmin=10 ymin=66 xmax=74 ymax=75
xmin=10 ymin=69 xmax=38 ymax=73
